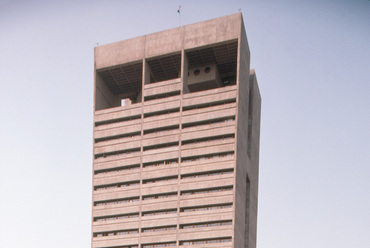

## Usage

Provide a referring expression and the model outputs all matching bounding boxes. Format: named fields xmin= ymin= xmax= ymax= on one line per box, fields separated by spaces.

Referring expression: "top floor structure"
xmin=94 ymin=13 xmax=252 ymax=111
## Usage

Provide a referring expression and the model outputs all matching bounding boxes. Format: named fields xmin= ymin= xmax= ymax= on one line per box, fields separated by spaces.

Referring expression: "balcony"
xmin=144 ymin=78 xmax=181 ymax=101
xmin=94 ymin=156 xmax=141 ymax=172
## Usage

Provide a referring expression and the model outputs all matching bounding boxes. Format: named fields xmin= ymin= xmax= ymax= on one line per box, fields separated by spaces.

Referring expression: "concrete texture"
xmin=92 ymin=13 xmax=261 ymax=248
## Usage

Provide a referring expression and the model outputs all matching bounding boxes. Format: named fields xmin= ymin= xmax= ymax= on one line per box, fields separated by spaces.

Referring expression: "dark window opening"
xmin=143 ymin=159 xmax=178 ymax=168
xmin=95 ymin=131 xmax=141 ymax=143
xmin=94 ymin=180 xmax=140 ymax=191
xmin=94 ymin=197 xmax=139 ymax=206
xmin=180 ymin=203 xmax=232 ymax=213
xmin=142 ymin=225 xmax=176 ymax=233
xmin=144 ymin=91 xmax=180 ymax=101
xmin=142 ymin=192 xmax=177 ymax=201
xmin=142 ymin=176 xmax=178 ymax=184
xmin=94 ymin=164 xmax=140 ymax=175
xmin=181 ymin=169 xmax=233 ymax=179
xmin=144 ymin=125 xmax=179 ymax=135
xmin=181 ymin=151 xmax=234 ymax=163
xmin=181 ymin=186 xmax=233 ymax=196
xmin=180 ymin=237 xmax=232 ymax=245
xmin=182 ymin=98 xmax=236 ymax=111
xmin=143 ymin=142 xmax=179 ymax=151
xmin=142 ymin=209 xmax=177 ymax=216
xmin=146 ymin=53 xmax=181 ymax=84
xmin=95 ymin=114 xmax=141 ymax=127
xmin=94 ymin=212 xmax=139 ymax=222
xmin=180 ymin=220 xmax=232 ymax=229
xmin=94 ymin=148 xmax=140 ymax=159
xmin=182 ymin=134 xmax=234 ymax=146
xmin=144 ymin=108 xmax=180 ymax=118
xmin=182 ymin=116 xmax=235 ymax=129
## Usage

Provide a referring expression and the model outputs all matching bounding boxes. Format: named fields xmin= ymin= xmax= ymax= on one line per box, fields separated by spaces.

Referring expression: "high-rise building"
xmin=92 ymin=13 xmax=261 ymax=248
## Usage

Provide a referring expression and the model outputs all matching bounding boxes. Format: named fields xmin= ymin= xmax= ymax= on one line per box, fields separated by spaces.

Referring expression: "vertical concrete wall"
xmin=95 ymin=72 xmax=120 ymax=111
xmin=234 ymin=16 xmax=255 ymax=248
xmin=95 ymin=36 xmax=145 ymax=69
xmin=247 ymin=71 xmax=261 ymax=248
xmin=94 ymin=14 xmax=242 ymax=71
xmin=181 ymin=52 xmax=189 ymax=94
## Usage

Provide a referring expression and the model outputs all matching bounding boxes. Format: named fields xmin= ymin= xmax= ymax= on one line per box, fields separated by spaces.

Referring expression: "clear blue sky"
xmin=0 ymin=0 xmax=369 ymax=247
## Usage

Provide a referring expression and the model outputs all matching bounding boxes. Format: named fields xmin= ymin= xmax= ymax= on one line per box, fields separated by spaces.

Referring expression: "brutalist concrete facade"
xmin=92 ymin=13 xmax=261 ymax=248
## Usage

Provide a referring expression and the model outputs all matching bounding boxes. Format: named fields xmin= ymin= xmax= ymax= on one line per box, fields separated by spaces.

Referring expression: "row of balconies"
xmin=93 ymin=126 xmax=235 ymax=167
xmin=92 ymin=84 xmax=238 ymax=248
xmin=143 ymin=78 xmax=182 ymax=101
xmin=94 ymin=135 xmax=235 ymax=174
xmin=93 ymin=206 xmax=233 ymax=248
xmin=94 ymin=150 xmax=235 ymax=186
xmin=93 ymin=174 xmax=234 ymax=203
xmin=94 ymin=85 xmax=236 ymax=130
xmin=93 ymin=226 xmax=233 ymax=248
xmin=92 ymin=195 xmax=234 ymax=246
xmin=94 ymin=101 xmax=236 ymax=149
xmin=93 ymin=228 xmax=232 ymax=248
xmin=92 ymin=189 xmax=234 ymax=247
xmin=93 ymin=201 xmax=233 ymax=229
xmin=93 ymin=186 xmax=234 ymax=218
xmin=94 ymin=148 xmax=235 ymax=180
xmin=93 ymin=153 xmax=234 ymax=181
xmin=93 ymin=121 xmax=235 ymax=165
xmin=94 ymin=158 xmax=234 ymax=185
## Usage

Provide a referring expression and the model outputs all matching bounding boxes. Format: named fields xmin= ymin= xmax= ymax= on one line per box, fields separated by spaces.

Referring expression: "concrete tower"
xmin=92 ymin=13 xmax=261 ymax=248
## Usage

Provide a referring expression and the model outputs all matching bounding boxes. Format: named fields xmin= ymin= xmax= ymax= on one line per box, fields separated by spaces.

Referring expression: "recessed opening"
xmin=144 ymin=91 xmax=180 ymax=101
xmin=184 ymin=40 xmax=238 ymax=93
xmin=95 ymin=61 xmax=143 ymax=111
xmin=146 ymin=52 xmax=181 ymax=84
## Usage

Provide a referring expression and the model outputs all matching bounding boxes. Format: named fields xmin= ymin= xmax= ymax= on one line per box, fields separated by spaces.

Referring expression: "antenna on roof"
xmin=177 ymin=5 xmax=181 ymax=27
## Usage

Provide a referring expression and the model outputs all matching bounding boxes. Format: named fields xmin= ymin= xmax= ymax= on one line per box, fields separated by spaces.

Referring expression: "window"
xmin=144 ymin=125 xmax=179 ymax=135
xmin=180 ymin=220 xmax=232 ymax=229
xmin=94 ymin=197 xmax=139 ymax=206
xmin=95 ymin=114 xmax=141 ymax=127
xmin=94 ymin=164 xmax=140 ymax=175
xmin=181 ymin=151 xmax=234 ymax=163
xmin=181 ymin=134 xmax=234 ymax=146
xmin=95 ymin=131 xmax=140 ymax=143
xmin=142 ymin=192 xmax=177 ymax=200
xmin=143 ymin=159 xmax=178 ymax=168
xmin=142 ymin=225 xmax=176 ymax=233
xmin=144 ymin=108 xmax=179 ymax=118
xmin=182 ymin=99 xmax=235 ymax=111
xmin=142 ymin=209 xmax=177 ymax=216
xmin=95 ymin=148 xmax=140 ymax=159
xmin=181 ymin=203 xmax=232 ymax=213
xmin=94 ymin=213 xmax=139 ymax=222
xmin=94 ymin=180 xmax=140 ymax=191
xmin=182 ymin=117 xmax=235 ymax=129
xmin=142 ymin=242 xmax=176 ymax=248
xmin=143 ymin=142 xmax=179 ymax=151
xmin=181 ymin=186 xmax=232 ymax=196
xmin=180 ymin=237 xmax=232 ymax=245
xmin=93 ymin=229 xmax=138 ymax=237
xmin=142 ymin=176 xmax=177 ymax=184
xmin=181 ymin=169 xmax=233 ymax=179
xmin=144 ymin=91 xmax=180 ymax=101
